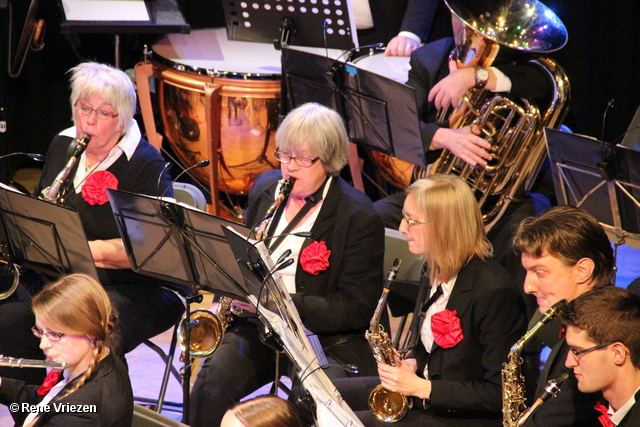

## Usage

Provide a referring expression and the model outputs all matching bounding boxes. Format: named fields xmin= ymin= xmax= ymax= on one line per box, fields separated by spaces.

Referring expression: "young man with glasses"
xmin=560 ymin=286 xmax=640 ymax=427
xmin=513 ymin=205 xmax=616 ymax=426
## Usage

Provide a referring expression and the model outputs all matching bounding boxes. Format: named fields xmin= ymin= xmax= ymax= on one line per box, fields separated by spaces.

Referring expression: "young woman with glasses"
xmin=0 ymin=274 xmax=133 ymax=426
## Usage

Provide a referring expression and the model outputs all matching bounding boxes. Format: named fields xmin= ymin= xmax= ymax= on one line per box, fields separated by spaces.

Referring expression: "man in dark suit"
xmin=513 ymin=205 xmax=616 ymax=426
xmin=188 ymin=102 xmax=385 ymax=426
xmin=560 ymin=286 xmax=640 ymax=427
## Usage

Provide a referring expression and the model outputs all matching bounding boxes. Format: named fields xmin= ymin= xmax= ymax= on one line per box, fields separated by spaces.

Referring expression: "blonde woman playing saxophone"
xmin=333 ymin=175 xmax=528 ymax=426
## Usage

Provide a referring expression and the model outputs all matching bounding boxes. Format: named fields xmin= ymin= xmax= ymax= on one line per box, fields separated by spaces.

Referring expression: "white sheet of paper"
xmin=62 ymin=0 xmax=150 ymax=22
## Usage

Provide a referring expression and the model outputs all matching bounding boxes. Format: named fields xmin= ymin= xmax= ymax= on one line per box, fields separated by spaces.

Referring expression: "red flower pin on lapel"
xmin=431 ymin=309 xmax=464 ymax=349
xmin=299 ymin=241 xmax=331 ymax=275
xmin=594 ymin=402 xmax=614 ymax=427
xmin=82 ymin=170 xmax=118 ymax=205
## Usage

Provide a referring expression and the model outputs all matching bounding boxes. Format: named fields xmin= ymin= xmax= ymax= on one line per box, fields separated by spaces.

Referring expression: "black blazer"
xmin=244 ymin=170 xmax=385 ymax=375
xmin=523 ymin=338 xmax=602 ymax=426
xmin=412 ymin=257 xmax=527 ymax=420
xmin=618 ymin=389 xmax=640 ymax=427
xmin=0 ymin=352 xmax=133 ymax=426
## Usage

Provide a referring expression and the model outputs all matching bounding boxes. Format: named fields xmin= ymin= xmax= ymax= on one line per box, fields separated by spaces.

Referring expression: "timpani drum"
xmin=142 ymin=28 xmax=283 ymax=200
xmin=352 ymin=53 xmax=415 ymax=190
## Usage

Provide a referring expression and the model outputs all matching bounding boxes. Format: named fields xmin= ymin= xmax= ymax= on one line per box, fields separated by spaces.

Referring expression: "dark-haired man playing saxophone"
xmin=513 ymin=205 xmax=615 ymax=426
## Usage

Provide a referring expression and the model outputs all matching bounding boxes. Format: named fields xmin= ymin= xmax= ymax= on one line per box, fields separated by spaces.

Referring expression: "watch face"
xmin=477 ymin=68 xmax=489 ymax=81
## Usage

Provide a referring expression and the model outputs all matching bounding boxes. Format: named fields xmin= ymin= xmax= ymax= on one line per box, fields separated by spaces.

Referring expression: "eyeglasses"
xmin=31 ymin=326 xmax=66 ymax=342
xmin=74 ymin=102 xmax=118 ymax=120
xmin=569 ymin=341 xmax=614 ymax=358
xmin=401 ymin=209 xmax=427 ymax=227
xmin=274 ymin=151 xmax=320 ymax=168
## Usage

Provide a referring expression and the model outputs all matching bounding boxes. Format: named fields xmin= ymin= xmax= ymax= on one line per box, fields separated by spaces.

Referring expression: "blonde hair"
xmin=276 ymin=103 xmax=348 ymax=175
xmin=68 ymin=62 xmax=136 ymax=131
xmin=32 ymin=274 xmax=118 ymax=398
xmin=406 ymin=175 xmax=492 ymax=284
xmin=231 ymin=395 xmax=302 ymax=427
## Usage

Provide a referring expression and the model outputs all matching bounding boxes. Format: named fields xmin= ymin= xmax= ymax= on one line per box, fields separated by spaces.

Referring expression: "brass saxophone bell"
xmin=368 ymin=384 xmax=411 ymax=423
xmin=176 ymin=309 xmax=224 ymax=358
xmin=0 ymin=260 xmax=19 ymax=300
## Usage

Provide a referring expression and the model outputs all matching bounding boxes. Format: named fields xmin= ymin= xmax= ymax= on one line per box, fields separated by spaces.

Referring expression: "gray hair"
xmin=68 ymin=62 xmax=136 ymax=131
xmin=276 ymin=103 xmax=348 ymax=175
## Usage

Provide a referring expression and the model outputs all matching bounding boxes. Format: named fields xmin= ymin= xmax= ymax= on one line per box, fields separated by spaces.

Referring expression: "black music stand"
xmin=57 ymin=0 xmax=189 ymax=68
xmin=107 ymin=189 xmax=251 ymax=423
xmin=221 ymin=0 xmax=357 ymax=50
xmin=545 ymin=129 xmax=640 ymax=274
xmin=282 ymin=47 xmax=426 ymax=168
xmin=0 ymin=185 xmax=98 ymax=280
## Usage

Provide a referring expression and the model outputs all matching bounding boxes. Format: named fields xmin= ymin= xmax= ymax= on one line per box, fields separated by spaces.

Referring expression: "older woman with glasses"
xmin=0 ymin=62 xmax=184 ymax=379
xmin=333 ymin=175 xmax=527 ymax=426
xmin=189 ymin=102 xmax=385 ymax=426
xmin=0 ymin=274 xmax=133 ymax=426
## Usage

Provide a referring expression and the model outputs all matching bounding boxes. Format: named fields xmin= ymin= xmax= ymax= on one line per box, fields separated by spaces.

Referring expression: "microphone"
xmin=156 ymin=162 xmax=172 ymax=197
xmin=600 ymin=98 xmax=615 ymax=143
xmin=256 ymin=254 xmax=296 ymax=307
xmin=255 ymin=254 xmax=297 ymax=352
xmin=276 ymin=249 xmax=292 ymax=266
xmin=298 ymin=337 xmax=356 ymax=383
xmin=159 ymin=159 xmax=210 ymax=201
xmin=328 ymin=42 xmax=386 ymax=88
xmin=300 ymin=364 xmax=359 ymax=384
xmin=0 ymin=152 xmax=45 ymax=161
xmin=247 ymin=231 xmax=312 ymax=269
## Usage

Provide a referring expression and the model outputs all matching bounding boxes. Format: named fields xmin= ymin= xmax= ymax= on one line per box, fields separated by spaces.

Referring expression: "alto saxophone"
xmin=502 ymin=299 xmax=567 ymax=427
xmin=40 ymin=135 xmax=91 ymax=204
xmin=254 ymin=177 xmax=296 ymax=241
xmin=366 ymin=258 xmax=411 ymax=423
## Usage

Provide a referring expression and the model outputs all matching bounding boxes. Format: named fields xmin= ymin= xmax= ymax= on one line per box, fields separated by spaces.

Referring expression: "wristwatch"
xmin=474 ymin=67 xmax=489 ymax=89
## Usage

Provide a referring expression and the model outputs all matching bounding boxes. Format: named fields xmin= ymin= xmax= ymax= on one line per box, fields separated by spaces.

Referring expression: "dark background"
xmin=0 ymin=0 xmax=638 ymax=185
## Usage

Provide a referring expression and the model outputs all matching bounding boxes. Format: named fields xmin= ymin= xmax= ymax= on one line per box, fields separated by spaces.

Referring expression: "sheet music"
xmin=0 ymin=182 xmax=25 ymax=194
xmin=62 ymin=0 xmax=150 ymax=21
xmin=251 ymin=240 xmax=363 ymax=426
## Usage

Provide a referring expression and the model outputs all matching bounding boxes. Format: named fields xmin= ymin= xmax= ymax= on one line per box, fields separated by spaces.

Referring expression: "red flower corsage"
xmin=299 ymin=241 xmax=331 ymax=275
xmin=431 ymin=309 xmax=464 ymax=349
xmin=82 ymin=170 xmax=118 ymax=205
xmin=594 ymin=402 xmax=614 ymax=427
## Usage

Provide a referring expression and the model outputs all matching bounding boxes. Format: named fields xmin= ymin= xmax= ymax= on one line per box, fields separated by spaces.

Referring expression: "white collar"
xmin=610 ymin=384 xmax=640 ymax=425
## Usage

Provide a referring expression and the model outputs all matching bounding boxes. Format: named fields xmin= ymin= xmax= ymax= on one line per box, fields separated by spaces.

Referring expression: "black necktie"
xmin=421 ymin=284 xmax=443 ymax=313
xmin=401 ymin=285 xmax=444 ymax=353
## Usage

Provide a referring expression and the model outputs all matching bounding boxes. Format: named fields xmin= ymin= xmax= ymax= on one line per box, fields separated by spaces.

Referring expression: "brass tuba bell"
xmin=176 ymin=309 xmax=224 ymax=358
xmin=443 ymin=0 xmax=567 ymax=54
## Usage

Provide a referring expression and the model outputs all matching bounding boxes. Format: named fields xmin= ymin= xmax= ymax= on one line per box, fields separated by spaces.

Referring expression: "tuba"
xmin=502 ymin=299 xmax=566 ymax=427
xmin=389 ymin=0 xmax=570 ymax=230
xmin=366 ymin=258 xmax=411 ymax=423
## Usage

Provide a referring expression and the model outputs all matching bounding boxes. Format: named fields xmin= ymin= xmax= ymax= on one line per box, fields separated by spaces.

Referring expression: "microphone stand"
xmin=0 ymin=151 xmax=45 ymax=186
